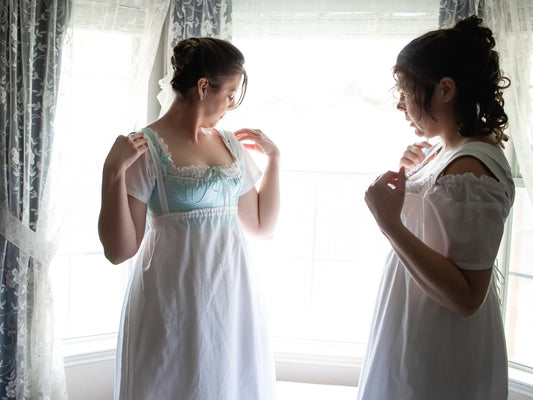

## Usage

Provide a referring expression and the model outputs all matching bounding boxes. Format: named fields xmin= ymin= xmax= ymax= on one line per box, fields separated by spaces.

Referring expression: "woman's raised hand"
xmin=104 ymin=132 xmax=148 ymax=174
xmin=234 ymin=129 xmax=280 ymax=159
xmin=364 ymin=168 xmax=407 ymax=236
xmin=399 ymin=141 xmax=432 ymax=171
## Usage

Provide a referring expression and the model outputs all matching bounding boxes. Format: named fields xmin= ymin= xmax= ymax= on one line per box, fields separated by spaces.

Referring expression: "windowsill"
xmin=62 ymin=335 xmax=533 ymax=398
xmin=62 ymin=334 xmax=117 ymax=367
xmin=509 ymin=365 xmax=533 ymax=397
xmin=276 ymin=381 xmax=358 ymax=399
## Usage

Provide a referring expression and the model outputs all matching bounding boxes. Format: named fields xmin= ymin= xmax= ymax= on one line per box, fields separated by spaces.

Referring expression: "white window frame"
xmin=59 ymin=8 xmax=533 ymax=400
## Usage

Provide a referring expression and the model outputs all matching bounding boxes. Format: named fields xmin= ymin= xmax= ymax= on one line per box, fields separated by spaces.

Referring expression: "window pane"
xmin=248 ymin=173 xmax=388 ymax=346
xmin=225 ymin=7 xmax=438 ymax=354
xmin=505 ymin=187 xmax=533 ymax=368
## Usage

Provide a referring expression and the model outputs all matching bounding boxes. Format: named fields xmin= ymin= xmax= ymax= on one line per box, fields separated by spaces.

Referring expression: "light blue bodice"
xmin=143 ymin=128 xmax=245 ymax=217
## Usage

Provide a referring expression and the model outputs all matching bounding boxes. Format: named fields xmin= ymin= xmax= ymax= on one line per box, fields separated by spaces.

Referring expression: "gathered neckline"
xmin=143 ymin=127 xmax=241 ymax=179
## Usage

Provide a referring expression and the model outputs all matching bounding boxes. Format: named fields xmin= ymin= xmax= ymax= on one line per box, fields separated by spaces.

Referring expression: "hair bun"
xmin=453 ymin=15 xmax=495 ymax=50
xmin=171 ymin=38 xmax=200 ymax=75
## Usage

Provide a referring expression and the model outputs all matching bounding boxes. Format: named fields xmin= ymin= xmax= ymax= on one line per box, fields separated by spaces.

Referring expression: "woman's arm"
xmin=365 ymin=157 xmax=496 ymax=317
xmin=98 ymin=133 xmax=148 ymax=264
xmin=235 ymin=129 xmax=280 ymax=239
xmin=383 ymin=222 xmax=492 ymax=317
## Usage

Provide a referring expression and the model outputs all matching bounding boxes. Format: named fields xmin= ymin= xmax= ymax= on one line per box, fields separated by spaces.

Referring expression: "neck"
xmin=160 ymin=99 xmax=208 ymax=143
xmin=436 ymin=119 xmax=472 ymax=150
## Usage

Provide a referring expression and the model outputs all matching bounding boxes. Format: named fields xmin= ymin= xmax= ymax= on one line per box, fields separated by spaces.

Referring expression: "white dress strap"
xmin=142 ymin=128 xmax=170 ymax=215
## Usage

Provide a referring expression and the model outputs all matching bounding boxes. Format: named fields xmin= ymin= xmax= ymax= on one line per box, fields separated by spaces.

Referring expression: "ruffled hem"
xmin=435 ymin=172 xmax=502 ymax=191
xmin=431 ymin=172 xmax=508 ymax=201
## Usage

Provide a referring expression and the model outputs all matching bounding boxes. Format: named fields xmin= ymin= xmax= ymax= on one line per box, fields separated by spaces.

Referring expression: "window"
xmin=51 ymin=1 xmax=533 ymax=394
xmin=505 ymin=185 xmax=533 ymax=372
xmin=222 ymin=0 xmax=439 ymax=360
xmin=503 ymin=46 xmax=533 ymax=377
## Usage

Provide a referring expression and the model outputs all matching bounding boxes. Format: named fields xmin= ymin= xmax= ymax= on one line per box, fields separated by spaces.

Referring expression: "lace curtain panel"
xmin=50 ymin=0 xmax=170 ymax=236
xmin=0 ymin=1 xmax=70 ymax=399
xmin=484 ymin=0 xmax=533 ymax=203
xmin=438 ymin=0 xmax=533 ymax=203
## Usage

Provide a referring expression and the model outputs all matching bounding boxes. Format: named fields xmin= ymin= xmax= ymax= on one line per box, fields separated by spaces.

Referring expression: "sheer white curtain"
xmin=49 ymin=0 xmax=169 ymax=340
xmin=484 ymin=0 xmax=533 ymax=379
xmin=485 ymin=0 xmax=533 ymax=201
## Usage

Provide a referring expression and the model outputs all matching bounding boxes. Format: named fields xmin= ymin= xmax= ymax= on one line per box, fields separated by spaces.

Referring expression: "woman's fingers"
xmin=234 ymin=128 xmax=279 ymax=157
xmin=399 ymin=141 xmax=432 ymax=170
xmin=365 ymin=169 xmax=406 ymax=234
xmin=127 ymin=132 xmax=148 ymax=148
xmin=105 ymin=133 xmax=148 ymax=173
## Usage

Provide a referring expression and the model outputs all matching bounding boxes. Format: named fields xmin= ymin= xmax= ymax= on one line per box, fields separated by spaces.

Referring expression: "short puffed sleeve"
xmin=125 ymin=151 xmax=156 ymax=204
xmin=218 ymin=129 xmax=262 ymax=195
xmin=423 ymin=173 xmax=511 ymax=270
xmin=239 ymin=147 xmax=262 ymax=195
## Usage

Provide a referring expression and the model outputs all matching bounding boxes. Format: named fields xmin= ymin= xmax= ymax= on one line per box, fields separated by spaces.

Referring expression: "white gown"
xmin=357 ymin=141 xmax=514 ymax=400
xmin=115 ymin=128 xmax=276 ymax=400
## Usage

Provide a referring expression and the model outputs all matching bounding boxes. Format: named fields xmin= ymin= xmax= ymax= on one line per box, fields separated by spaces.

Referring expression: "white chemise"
xmin=115 ymin=128 xmax=276 ymax=400
xmin=357 ymin=141 xmax=515 ymax=400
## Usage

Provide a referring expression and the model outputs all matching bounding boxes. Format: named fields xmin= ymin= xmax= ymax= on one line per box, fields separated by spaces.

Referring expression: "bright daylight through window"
xmin=50 ymin=1 xmax=533 ymax=386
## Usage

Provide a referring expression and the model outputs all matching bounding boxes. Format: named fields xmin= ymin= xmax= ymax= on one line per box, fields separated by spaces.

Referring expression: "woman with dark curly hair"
xmin=360 ymin=16 xmax=514 ymax=399
xmin=98 ymin=37 xmax=279 ymax=400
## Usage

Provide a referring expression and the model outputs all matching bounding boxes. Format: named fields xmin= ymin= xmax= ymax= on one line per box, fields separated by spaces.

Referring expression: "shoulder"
xmin=441 ymin=155 xmax=496 ymax=179
xmin=440 ymin=141 xmax=507 ymax=180
xmin=216 ymin=128 xmax=244 ymax=155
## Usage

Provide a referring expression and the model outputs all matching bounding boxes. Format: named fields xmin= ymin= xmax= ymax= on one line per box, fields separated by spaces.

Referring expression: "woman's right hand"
xmin=104 ymin=132 xmax=148 ymax=174
xmin=399 ymin=141 xmax=431 ymax=171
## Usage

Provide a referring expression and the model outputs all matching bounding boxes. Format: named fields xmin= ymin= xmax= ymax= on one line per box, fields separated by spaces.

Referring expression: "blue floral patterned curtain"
xmin=439 ymin=0 xmax=484 ymax=28
xmin=0 ymin=0 xmax=70 ymax=398
xmin=169 ymin=0 xmax=232 ymax=46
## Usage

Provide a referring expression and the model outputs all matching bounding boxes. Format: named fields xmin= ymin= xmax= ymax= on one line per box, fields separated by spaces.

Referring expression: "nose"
xmin=397 ymin=94 xmax=406 ymax=112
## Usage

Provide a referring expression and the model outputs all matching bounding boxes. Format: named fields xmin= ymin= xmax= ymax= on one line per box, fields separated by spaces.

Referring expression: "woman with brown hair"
xmin=361 ymin=16 xmax=513 ymax=399
xmin=99 ymin=37 xmax=279 ymax=400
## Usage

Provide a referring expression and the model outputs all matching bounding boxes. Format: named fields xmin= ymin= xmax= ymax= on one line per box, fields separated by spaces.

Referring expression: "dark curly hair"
xmin=170 ymin=37 xmax=247 ymax=109
xmin=393 ymin=16 xmax=510 ymax=146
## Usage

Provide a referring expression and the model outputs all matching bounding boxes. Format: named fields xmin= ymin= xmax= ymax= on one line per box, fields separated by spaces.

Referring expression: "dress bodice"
xmin=143 ymin=128 xmax=244 ymax=216
xmin=125 ymin=127 xmax=261 ymax=218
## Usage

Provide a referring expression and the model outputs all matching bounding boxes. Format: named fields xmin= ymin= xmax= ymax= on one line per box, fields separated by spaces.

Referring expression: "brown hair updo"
xmin=170 ymin=37 xmax=247 ymax=108
xmin=393 ymin=16 xmax=510 ymax=146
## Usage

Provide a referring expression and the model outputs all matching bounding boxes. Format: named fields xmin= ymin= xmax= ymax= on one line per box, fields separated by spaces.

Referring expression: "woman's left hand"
xmin=364 ymin=168 xmax=406 ymax=235
xmin=234 ymin=128 xmax=280 ymax=159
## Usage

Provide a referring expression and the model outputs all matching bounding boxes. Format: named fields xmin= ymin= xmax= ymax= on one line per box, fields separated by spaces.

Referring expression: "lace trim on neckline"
xmin=150 ymin=129 xmax=241 ymax=179
xmin=406 ymin=144 xmax=443 ymax=179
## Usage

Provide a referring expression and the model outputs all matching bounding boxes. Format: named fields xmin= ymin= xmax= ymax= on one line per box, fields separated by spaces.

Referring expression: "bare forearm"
xmin=98 ymin=170 xmax=139 ymax=264
xmin=385 ymin=223 xmax=483 ymax=316
xmin=256 ymin=154 xmax=280 ymax=238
